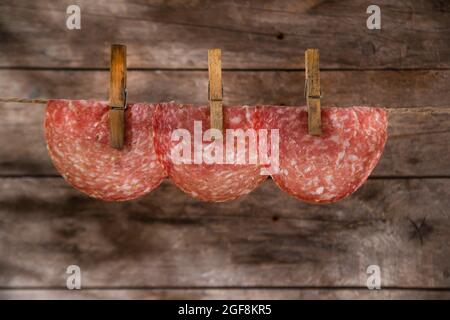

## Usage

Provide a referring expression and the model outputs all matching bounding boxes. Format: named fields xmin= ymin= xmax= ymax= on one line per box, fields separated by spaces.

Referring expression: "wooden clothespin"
xmin=108 ymin=44 xmax=127 ymax=149
xmin=208 ymin=49 xmax=223 ymax=132
xmin=305 ymin=48 xmax=321 ymax=136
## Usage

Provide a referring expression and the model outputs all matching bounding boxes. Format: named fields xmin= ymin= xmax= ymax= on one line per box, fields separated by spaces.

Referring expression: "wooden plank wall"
xmin=0 ymin=0 xmax=449 ymax=299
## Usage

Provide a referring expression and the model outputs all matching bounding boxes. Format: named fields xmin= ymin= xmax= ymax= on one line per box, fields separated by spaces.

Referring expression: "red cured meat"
xmin=45 ymin=100 xmax=166 ymax=201
xmin=255 ymin=106 xmax=387 ymax=203
xmin=154 ymin=103 xmax=267 ymax=202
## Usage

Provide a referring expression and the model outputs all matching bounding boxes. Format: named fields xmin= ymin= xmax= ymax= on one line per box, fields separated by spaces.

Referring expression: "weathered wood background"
xmin=0 ymin=0 xmax=449 ymax=299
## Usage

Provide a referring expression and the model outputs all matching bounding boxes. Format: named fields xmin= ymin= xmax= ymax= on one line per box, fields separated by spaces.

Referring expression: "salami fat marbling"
xmin=154 ymin=103 xmax=267 ymax=202
xmin=45 ymin=100 xmax=166 ymax=201
xmin=44 ymin=100 xmax=387 ymax=203
xmin=255 ymin=106 xmax=387 ymax=203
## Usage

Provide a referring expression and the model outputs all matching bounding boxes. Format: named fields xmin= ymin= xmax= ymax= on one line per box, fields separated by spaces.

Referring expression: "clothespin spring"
xmin=304 ymin=79 xmax=323 ymax=100
xmin=110 ymin=89 xmax=128 ymax=110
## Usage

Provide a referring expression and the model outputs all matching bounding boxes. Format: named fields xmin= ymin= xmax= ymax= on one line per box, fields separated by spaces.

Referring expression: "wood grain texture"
xmin=0 ymin=178 xmax=449 ymax=289
xmin=305 ymin=49 xmax=321 ymax=135
xmin=2 ymin=69 xmax=449 ymax=108
xmin=208 ymin=49 xmax=223 ymax=131
xmin=0 ymin=0 xmax=449 ymax=69
xmin=1 ymin=0 xmax=449 ymax=300
xmin=108 ymin=45 xmax=127 ymax=149
xmin=0 ymin=70 xmax=449 ymax=177
xmin=1 ymin=289 xmax=450 ymax=300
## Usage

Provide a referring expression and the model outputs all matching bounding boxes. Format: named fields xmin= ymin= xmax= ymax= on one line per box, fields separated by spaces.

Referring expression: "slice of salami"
xmin=154 ymin=103 xmax=267 ymax=202
xmin=255 ymin=106 xmax=387 ymax=203
xmin=45 ymin=100 xmax=166 ymax=201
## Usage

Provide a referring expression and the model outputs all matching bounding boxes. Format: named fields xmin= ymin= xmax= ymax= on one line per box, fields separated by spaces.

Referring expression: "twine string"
xmin=0 ymin=97 xmax=450 ymax=114
xmin=0 ymin=97 xmax=48 ymax=104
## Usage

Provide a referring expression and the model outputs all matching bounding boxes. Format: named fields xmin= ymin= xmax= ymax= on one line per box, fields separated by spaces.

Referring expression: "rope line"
xmin=0 ymin=97 xmax=48 ymax=104
xmin=0 ymin=97 xmax=450 ymax=114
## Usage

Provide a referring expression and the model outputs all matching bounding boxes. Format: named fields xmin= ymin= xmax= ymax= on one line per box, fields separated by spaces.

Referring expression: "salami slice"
xmin=255 ymin=106 xmax=387 ymax=203
xmin=154 ymin=103 xmax=267 ymax=202
xmin=45 ymin=100 xmax=166 ymax=201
